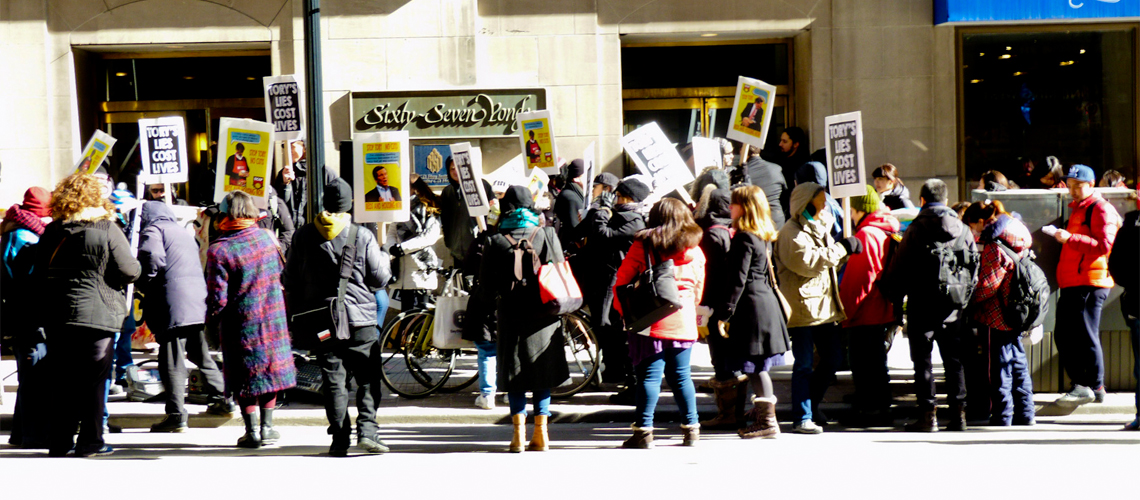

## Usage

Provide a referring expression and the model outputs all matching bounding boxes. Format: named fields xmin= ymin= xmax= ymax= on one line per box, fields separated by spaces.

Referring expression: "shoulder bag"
xmin=291 ymin=224 xmax=359 ymax=345
xmin=616 ymin=242 xmax=682 ymax=333
xmin=765 ymin=241 xmax=793 ymax=323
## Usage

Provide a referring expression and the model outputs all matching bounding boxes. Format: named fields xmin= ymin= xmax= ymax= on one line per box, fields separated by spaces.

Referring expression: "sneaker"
xmin=474 ymin=394 xmax=496 ymax=410
xmin=1055 ymin=385 xmax=1095 ymax=407
xmin=75 ymin=445 xmax=114 ymax=457
xmin=1123 ymin=419 xmax=1139 ymax=431
xmin=150 ymin=415 xmax=188 ymax=433
xmin=205 ymin=400 xmax=237 ymax=416
xmin=357 ymin=436 xmax=390 ymax=454
xmin=791 ymin=420 xmax=823 ymax=434
xmin=1093 ymin=386 xmax=1107 ymax=403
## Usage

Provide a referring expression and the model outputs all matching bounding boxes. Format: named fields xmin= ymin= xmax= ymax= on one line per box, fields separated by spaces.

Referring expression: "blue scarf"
xmin=499 ymin=208 xmax=539 ymax=230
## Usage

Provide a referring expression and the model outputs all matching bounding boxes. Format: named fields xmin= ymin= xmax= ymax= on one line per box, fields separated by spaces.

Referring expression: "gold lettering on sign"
xmin=426 ymin=148 xmax=443 ymax=173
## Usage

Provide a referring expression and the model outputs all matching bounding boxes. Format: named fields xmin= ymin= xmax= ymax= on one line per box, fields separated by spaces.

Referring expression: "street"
xmin=3 ymin=418 xmax=1137 ymax=499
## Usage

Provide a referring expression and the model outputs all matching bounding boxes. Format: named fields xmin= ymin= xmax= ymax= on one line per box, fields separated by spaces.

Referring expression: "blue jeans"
xmin=508 ymin=389 xmax=551 ymax=417
xmin=474 ymin=340 xmax=497 ymax=397
xmin=113 ymin=313 xmax=135 ymax=383
xmin=634 ymin=346 xmax=698 ymax=428
xmin=790 ymin=323 xmax=843 ymax=423
xmin=1129 ymin=317 xmax=1139 ymax=420
xmin=989 ymin=329 xmax=1034 ymax=425
xmin=374 ymin=290 xmax=389 ymax=326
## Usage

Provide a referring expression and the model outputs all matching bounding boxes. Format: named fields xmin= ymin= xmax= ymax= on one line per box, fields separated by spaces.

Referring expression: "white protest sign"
xmin=75 ymin=130 xmax=118 ymax=174
xmin=137 ymin=116 xmax=189 ymax=184
xmin=726 ymin=76 xmax=778 ymax=151
xmin=583 ymin=141 xmax=596 ymax=207
xmin=485 ymin=156 xmax=528 ymax=195
xmin=451 ymin=142 xmax=490 ymax=217
xmin=690 ymin=137 xmax=722 ymax=173
xmin=516 ymin=110 xmax=559 ymax=175
xmin=824 ymin=111 xmax=867 ymax=200
xmin=619 ymin=122 xmax=695 ymax=199
xmin=263 ymin=75 xmax=305 ymax=141
xmin=353 ymin=131 xmax=411 ymax=223
xmin=214 ymin=118 xmax=274 ymax=208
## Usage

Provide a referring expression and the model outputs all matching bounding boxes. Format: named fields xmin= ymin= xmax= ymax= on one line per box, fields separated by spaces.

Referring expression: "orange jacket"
xmin=1058 ymin=193 xmax=1120 ymax=289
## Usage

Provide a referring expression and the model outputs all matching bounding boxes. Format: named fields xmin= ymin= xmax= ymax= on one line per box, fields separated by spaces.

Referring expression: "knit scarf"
xmin=499 ymin=208 xmax=539 ymax=229
xmin=218 ymin=215 xmax=260 ymax=232
xmin=3 ymin=205 xmax=45 ymax=236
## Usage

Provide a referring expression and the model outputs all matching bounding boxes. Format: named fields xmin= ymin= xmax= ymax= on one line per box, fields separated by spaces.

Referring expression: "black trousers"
xmin=847 ymin=324 xmax=891 ymax=413
xmin=909 ymin=318 xmax=967 ymax=411
xmin=962 ymin=324 xmax=993 ymax=420
xmin=1055 ymin=286 xmax=1109 ymax=389
xmin=157 ymin=325 xmax=226 ymax=420
xmin=316 ymin=335 xmax=382 ymax=446
xmin=49 ymin=326 xmax=115 ymax=455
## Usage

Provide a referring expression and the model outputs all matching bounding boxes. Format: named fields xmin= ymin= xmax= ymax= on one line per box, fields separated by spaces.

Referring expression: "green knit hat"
xmin=850 ymin=184 xmax=882 ymax=213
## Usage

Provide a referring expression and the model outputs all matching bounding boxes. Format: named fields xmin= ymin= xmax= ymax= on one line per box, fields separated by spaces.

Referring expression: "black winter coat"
xmin=553 ymin=182 xmax=586 ymax=248
xmin=712 ymin=232 xmax=790 ymax=357
xmin=579 ymin=205 xmax=646 ymax=327
xmin=440 ymin=178 xmax=494 ymax=263
xmin=479 ymin=225 xmax=569 ymax=392
xmin=137 ymin=202 xmax=207 ymax=334
xmin=698 ymin=191 xmax=734 ymax=309
xmin=461 ymin=231 xmax=497 ymax=343
xmin=283 ymin=222 xmax=392 ymax=338
xmin=36 ymin=211 xmax=141 ymax=333
xmin=746 ymin=157 xmax=788 ymax=229
xmin=1108 ymin=210 xmax=1140 ymax=319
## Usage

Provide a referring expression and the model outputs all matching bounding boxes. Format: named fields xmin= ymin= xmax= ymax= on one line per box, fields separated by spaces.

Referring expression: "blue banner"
xmin=413 ymin=144 xmax=453 ymax=188
xmin=936 ymin=0 xmax=1140 ymax=24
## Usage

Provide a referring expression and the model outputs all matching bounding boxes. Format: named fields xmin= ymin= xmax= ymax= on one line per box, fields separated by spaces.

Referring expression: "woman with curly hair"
xmin=36 ymin=173 xmax=140 ymax=457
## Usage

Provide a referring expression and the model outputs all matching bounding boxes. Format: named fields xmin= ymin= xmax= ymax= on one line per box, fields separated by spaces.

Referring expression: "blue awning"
xmin=935 ymin=0 xmax=1140 ymax=24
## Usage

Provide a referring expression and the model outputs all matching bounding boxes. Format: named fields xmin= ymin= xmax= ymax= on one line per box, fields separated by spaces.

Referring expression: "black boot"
xmin=237 ymin=411 xmax=261 ymax=448
xmin=904 ymin=408 xmax=938 ymax=433
xmin=945 ymin=405 xmax=967 ymax=432
xmin=260 ymin=408 xmax=280 ymax=445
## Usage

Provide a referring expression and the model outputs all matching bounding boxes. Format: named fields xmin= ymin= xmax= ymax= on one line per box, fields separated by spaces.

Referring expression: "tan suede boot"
xmin=699 ymin=385 xmax=740 ymax=430
xmin=527 ymin=415 xmax=549 ymax=451
xmin=509 ymin=413 xmax=527 ymax=453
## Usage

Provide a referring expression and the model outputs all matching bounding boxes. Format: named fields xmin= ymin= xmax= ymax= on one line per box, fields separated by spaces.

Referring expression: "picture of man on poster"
xmin=740 ymin=95 xmax=766 ymax=131
xmin=526 ymin=130 xmax=542 ymax=164
xmin=365 ymin=165 xmax=401 ymax=202
xmin=225 ymin=142 xmax=249 ymax=187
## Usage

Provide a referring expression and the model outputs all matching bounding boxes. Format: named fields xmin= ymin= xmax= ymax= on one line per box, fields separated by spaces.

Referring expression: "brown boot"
xmin=699 ymin=385 xmax=740 ymax=430
xmin=904 ymin=408 xmax=939 ymax=433
xmin=945 ymin=405 xmax=967 ymax=432
xmin=527 ymin=415 xmax=549 ymax=451
xmin=622 ymin=426 xmax=654 ymax=449
xmin=681 ymin=424 xmax=700 ymax=446
xmin=509 ymin=413 xmax=527 ymax=453
xmin=739 ymin=397 xmax=779 ymax=439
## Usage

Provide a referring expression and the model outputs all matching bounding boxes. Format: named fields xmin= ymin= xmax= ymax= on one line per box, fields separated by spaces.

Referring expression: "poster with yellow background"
xmin=516 ymin=110 xmax=559 ymax=175
xmin=726 ymin=76 xmax=778 ymax=150
xmin=74 ymin=130 xmax=118 ymax=175
xmin=214 ymin=118 xmax=274 ymax=208
xmin=353 ymin=131 xmax=410 ymax=223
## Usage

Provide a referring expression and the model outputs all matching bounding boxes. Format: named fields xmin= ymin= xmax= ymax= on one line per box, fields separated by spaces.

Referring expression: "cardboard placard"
xmin=582 ymin=141 xmax=596 ymax=207
xmin=824 ymin=111 xmax=867 ymax=200
xmin=619 ymin=122 xmax=695 ymax=198
xmin=353 ymin=131 xmax=410 ymax=223
xmin=527 ymin=168 xmax=549 ymax=203
xmin=726 ymin=76 xmax=778 ymax=150
xmin=485 ymin=157 xmax=528 ymax=195
xmin=74 ymin=130 xmax=118 ymax=174
xmin=137 ymin=116 xmax=189 ymax=184
xmin=516 ymin=110 xmax=559 ymax=175
xmin=451 ymin=142 xmax=490 ymax=217
xmin=690 ymin=136 xmax=722 ymax=172
xmin=263 ymin=75 xmax=305 ymax=141
xmin=214 ymin=118 xmax=274 ymax=208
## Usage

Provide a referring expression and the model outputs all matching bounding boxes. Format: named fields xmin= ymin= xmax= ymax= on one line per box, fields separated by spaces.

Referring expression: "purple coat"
xmin=206 ymin=226 xmax=296 ymax=398
xmin=137 ymin=201 xmax=206 ymax=334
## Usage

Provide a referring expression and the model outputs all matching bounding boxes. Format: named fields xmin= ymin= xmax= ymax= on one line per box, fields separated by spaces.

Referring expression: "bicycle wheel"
xmin=377 ymin=310 xmax=455 ymax=398
xmin=438 ymin=346 xmax=480 ymax=393
xmin=551 ymin=311 xmax=601 ymax=398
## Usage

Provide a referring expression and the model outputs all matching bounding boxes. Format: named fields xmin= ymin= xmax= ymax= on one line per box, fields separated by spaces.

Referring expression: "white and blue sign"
xmin=936 ymin=0 xmax=1140 ymax=23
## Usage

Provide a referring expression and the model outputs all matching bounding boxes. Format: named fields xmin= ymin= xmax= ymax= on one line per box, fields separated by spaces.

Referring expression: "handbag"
xmin=616 ymin=242 xmax=683 ymax=333
xmin=765 ymin=244 xmax=792 ymax=323
xmin=291 ymin=225 xmax=359 ymax=345
xmin=536 ymin=227 xmax=583 ymax=315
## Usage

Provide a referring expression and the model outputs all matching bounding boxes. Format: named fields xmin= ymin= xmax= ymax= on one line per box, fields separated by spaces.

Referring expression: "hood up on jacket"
xmin=913 ymin=203 xmax=964 ymax=243
xmin=790 ymin=182 xmax=826 ymax=220
xmin=795 ymin=161 xmax=828 ymax=188
xmin=140 ymin=200 xmax=177 ymax=227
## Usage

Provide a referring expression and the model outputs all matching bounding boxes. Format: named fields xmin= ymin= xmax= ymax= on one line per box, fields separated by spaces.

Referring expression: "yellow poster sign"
xmin=214 ymin=118 xmax=274 ymax=206
xmin=74 ymin=130 xmax=118 ymax=175
xmin=516 ymin=110 xmax=559 ymax=175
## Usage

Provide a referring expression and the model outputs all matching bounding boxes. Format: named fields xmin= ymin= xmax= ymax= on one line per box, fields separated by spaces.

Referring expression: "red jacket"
xmin=839 ymin=210 xmax=900 ymax=327
xmin=613 ymin=239 xmax=705 ymax=341
xmin=1058 ymin=193 xmax=1120 ymax=289
xmin=972 ymin=215 xmax=1032 ymax=331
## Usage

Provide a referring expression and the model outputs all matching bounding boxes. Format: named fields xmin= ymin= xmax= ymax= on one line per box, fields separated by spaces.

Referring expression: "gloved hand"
xmin=595 ymin=190 xmax=615 ymax=209
xmin=839 ymin=236 xmax=863 ymax=255
xmin=390 ymin=244 xmax=405 ymax=258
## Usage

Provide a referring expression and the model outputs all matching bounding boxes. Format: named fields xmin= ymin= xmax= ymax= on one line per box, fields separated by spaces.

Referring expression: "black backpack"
xmin=923 ymin=227 xmax=980 ymax=310
xmin=995 ymin=239 xmax=1050 ymax=332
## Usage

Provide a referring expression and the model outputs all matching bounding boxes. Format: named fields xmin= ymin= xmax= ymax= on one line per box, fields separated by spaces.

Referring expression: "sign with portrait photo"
xmin=353 ymin=131 xmax=410 ymax=223
xmin=74 ymin=129 xmax=118 ymax=175
xmin=137 ymin=116 xmax=189 ymax=185
xmin=516 ymin=110 xmax=558 ymax=175
xmin=214 ymin=118 xmax=274 ymax=207
xmin=824 ymin=111 xmax=867 ymax=199
xmin=264 ymin=75 xmax=305 ymax=141
xmin=450 ymin=142 xmax=490 ymax=218
xmin=726 ymin=76 xmax=778 ymax=150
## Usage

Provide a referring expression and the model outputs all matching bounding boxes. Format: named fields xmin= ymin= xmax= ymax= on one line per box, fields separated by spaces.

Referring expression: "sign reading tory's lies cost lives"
xmin=450 ymin=142 xmax=490 ymax=218
xmin=824 ymin=111 xmax=867 ymax=199
xmin=137 ymin=116 xmax=189 ymax=184
xmin=264 ymin=75 xmax=305 ymax=141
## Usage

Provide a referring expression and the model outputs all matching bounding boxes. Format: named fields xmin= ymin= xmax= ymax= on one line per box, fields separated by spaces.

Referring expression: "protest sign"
xmin=690 ymin=136 xmax=722 ymax=173
xmin=528 ymin=168 xmax=549 ymax=204
xmin=413 ymin=144 xmax=453 ymax=188
xmin=824 ymin=111 xmax=867 ymax=200
xmin=353 ymin=131 xmax=410 ymax=223
xmin=214 ymin=118 xmax=274 ymax=207
xmin=75 ymin=130 xmax=118 ymax=174
xmin=583 ymin=141 xmax=596 ymax=207
xmin=619 ymin=122 xmax=695 ymax=200
xmin=137 ymin=116 xmax=189 ymax=184
xmin=263 ymin=75 xmax=305 ymax=141
xmin=451 ymin=142 xmax=490 ymax=218
xmin=516 ymin=110 xmax=558 ymax=175
xmin=726 ymin=76 xmax=778 ymax=151
xmin=485 ymin=157 xmax=528 ymax=196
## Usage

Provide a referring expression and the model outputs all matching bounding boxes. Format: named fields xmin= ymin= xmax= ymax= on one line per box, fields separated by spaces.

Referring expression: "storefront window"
xmin=961 ymin=28 xmax=1136 ymax=188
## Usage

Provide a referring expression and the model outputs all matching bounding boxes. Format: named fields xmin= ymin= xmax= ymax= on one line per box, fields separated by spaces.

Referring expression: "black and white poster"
xmin=263 ymin=75 xmax=305 ymax=141
xmin=450 ymin=142 xmax=489 ymax=217
xmin=137 ymin=116 xmax=189 ymax=184
xmin=619 ymin=122 xmax=694 ymax=201
xmin=824 ymin=111 xmax=866 ymax=199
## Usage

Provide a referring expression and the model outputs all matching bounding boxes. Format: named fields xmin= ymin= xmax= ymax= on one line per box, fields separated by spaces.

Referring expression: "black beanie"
xmin=616 ymin=177 xmax=651 ymax=203
xmin=566 ymin=159 xmax=586 ymax=178
xmin=323 ymin=178 xmax=353 ymax=213
xmin=500 ymin=185 xmax=535 ymax=214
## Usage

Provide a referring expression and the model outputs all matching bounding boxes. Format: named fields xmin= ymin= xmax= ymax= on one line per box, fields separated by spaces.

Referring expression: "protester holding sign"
xmin=553 ymin=158 xmax=587 ymax=249
xmin=440 ymin=153 xmax=494 ymax=267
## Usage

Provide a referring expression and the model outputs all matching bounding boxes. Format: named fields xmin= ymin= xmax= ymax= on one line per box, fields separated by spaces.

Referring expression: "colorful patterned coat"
xmin=206 ymin=226 xmax=296 ymax=398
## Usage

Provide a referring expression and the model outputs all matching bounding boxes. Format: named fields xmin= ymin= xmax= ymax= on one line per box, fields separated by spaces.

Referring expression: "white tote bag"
xmin=432 ymin=295 xmax=474 ymax=349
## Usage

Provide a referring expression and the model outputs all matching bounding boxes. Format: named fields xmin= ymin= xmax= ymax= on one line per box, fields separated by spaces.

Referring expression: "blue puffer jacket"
xmin=138 ymin=201 xmax=207 ymax=333
xmin=795 ymin=161 xmax=845 ymax=242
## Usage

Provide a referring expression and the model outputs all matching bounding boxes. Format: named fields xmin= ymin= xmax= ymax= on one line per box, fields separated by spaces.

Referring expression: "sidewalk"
xmin=3 ymin=335 xmax=1136 ymax=429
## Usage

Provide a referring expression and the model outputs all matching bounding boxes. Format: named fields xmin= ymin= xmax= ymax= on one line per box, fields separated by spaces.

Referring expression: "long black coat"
xmin=553 ymin=182 xmax=585 ymax=248
xmin=713 ymin=232 xmax=790 ymax=357
xmin=137 ymin=201 xmax=207 ymax=334
xmin=479 ymin=225 xmax=569 ymax=392
xmin=577 ymin=206 xmax=645 ymax=327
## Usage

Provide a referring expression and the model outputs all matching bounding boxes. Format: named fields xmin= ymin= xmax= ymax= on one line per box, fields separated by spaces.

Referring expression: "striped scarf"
xmin=3 ymin=205 xmax=45 ymax=236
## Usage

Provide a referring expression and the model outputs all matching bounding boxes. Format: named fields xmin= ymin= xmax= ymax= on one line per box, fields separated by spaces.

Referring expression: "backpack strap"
xmin=504 ymin=227 xmax=540 ymax=282
xmin=1082 ymin=198 xmax=1106 ymax=229
xmin=336 ymin=224 xmax=360 ymax=308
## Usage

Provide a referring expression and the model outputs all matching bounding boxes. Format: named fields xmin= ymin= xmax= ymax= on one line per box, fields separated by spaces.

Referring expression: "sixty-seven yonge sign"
xmin=351 ymin=89 xmax=547 ymax=139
